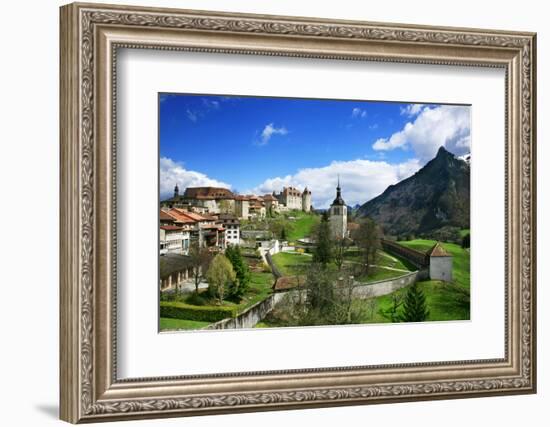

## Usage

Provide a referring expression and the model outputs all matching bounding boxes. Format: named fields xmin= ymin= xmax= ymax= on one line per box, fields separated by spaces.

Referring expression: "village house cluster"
xmin=161 ymin=185 xmax=312 ymax=219
xmin=158 ymin=185 xmax=313 ymax=291
xmin=159 ymin=185 xmax=313 ymax=258
xmin=159 ymin=207 xmax=242 ymax=290
xmin=160 ymin=208 xmax=239 ymax=256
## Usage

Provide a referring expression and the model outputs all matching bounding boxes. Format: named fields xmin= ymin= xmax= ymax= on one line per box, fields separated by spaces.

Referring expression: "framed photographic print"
xmin=60 ymin=2 xmax=537 ymax=423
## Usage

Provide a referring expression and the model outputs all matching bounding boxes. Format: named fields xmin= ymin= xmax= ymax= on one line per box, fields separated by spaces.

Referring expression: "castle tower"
xmin=302 ymin=187 xmax=312 ymax=212
xmin=428 ymin=242 xmax=453 ymax=282
xmin=174 ymin=183 xmax=179 ymax=198
xmin=329 ymin=177 xmax=347 ymax=239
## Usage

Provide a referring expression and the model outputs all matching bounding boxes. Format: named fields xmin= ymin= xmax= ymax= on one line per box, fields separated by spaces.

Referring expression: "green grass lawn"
xmin=271 ymin=252 xmax=313 ymax=276
xmin=284 ymin=211 xmax=320 ymax=242
xmin=159 ymin=265 xmax=275 ymax=331
xmin=344 ymin=248 xmax=414 ymax=271
xmin=355 ymin=266 xmax=410 ymax=284
xmin=160 ymin=317 xmax=211 ymax=330
xmin=272 ymin=249 xmax=413 ymax=284
xmin=242 ymin=271 xmax=276 ymax=308
xmin=259 ymin=278 xmax=470 ymax=328
xmin=196 ymin=270 xmax=275 ymax=313
xmin=397 ymin=239 xmax=470 ymax=290
xmin=358 ymin=279 xmax=470 ymax=323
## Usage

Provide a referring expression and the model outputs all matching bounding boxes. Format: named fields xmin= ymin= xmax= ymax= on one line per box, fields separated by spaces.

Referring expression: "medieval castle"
xmin=161 ymin=185 xmax=312 ymax=220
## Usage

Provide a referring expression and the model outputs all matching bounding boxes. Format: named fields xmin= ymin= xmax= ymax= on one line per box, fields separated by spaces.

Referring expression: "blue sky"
xmin=159 ymin=93 xmax=470 ymax=208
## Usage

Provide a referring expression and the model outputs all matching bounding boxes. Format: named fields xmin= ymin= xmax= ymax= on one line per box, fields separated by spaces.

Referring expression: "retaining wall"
xmin=351 ymin=271 xmax=421 ymax=298
xmin=204 ymin=292 xmax=287 ymax=330
xmin=204 ymin=269 xmax=429 ymax=330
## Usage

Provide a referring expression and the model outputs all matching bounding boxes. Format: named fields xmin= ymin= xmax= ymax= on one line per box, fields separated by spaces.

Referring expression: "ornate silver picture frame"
xmin=60 ymin=2 xmax=536 ymax=423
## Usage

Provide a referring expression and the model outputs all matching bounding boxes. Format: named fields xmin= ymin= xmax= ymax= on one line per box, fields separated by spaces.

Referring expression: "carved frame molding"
xmin=60 ymin=2 xmax=536 ymax=423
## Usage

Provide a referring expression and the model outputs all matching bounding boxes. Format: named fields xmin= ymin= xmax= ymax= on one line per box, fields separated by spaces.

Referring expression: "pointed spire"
xmin=174 ymin=183 xmax=179 ymax=198
xmin=331 ymin=176 xmax=345 ymax=206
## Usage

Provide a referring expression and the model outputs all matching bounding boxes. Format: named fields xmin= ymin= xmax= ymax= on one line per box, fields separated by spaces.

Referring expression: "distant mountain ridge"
xmin=358 ymin=146 xmax=470 ymax=237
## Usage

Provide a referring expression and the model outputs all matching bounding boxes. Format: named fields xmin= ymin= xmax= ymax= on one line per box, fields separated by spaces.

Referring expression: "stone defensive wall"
xmin=207 ymin=240 xmax=431 ymax=330
xmin=206 ymin=269 xmax=427 ymax=330
xmin=380 ymin=239 xmax=429 ymax=269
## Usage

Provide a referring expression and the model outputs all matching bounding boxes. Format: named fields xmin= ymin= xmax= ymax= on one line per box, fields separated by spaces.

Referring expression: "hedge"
xmin=160 ymin=301 xmax=238 ymax=323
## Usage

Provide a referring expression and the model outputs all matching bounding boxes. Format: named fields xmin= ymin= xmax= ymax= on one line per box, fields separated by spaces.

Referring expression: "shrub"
xmin=160 ymin=301 xmax=237 ymax=323
xmin=159 ymin=292 xmax=172 ymax=302
xmin=184 ymin=292 xmax=208 ymax=306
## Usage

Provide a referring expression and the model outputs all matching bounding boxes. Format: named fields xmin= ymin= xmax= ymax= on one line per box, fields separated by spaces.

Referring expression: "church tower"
xmin=329 ymin=177 xmax=347 ymax=239
xmin=302 ymin=187 xmax=312 ymax=212
xmin=173 ymin=183 xmax=179 ymax=198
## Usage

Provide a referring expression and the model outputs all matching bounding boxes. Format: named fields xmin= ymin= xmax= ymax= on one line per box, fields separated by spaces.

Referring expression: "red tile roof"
xmin=167 ymin=208 xmax=200 ymax=224
xmin=202 ymin=224 xmax=223 ymax=230
xmin=160 ymin=225 xmax=183 ymax=231
xmin=160 ymin=210 xmax=178 ymax=221
xmin=182 ymin=186 xmax=234 ymax=200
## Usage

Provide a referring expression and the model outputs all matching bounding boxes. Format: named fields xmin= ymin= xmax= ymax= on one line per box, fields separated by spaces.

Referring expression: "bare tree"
xmin=365 ymin=298 xmax=378 ymax=321
xmin=351 ymin=218 xmax=380 ymax=276
xmin=333 ymin=237 xmax=349 ymax=271
xmin=188 ymin=241 xmax=212 ymax=294
xmin=358 ymin=282 xmax=378 ymax=321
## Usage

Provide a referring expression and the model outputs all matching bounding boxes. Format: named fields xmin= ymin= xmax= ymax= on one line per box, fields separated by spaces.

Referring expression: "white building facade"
xmin=220 ymin=214 xmax=241 ymax=246
xmin=159 ymin=226 xmax=190 ymax=255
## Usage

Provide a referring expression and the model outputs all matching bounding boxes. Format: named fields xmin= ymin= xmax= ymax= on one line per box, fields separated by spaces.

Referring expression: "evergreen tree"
xmin=313 ymin=212 xmax=333 ymax=266
xmin=225 ymin=245 xmax=250 ymax=300
xmin=401 ymin=283 xmax=430 ymax=322
xmin=280 ymin=226 xmax=287 ymax=241
xmin=303 ymin=262 xmax=335 ymax=324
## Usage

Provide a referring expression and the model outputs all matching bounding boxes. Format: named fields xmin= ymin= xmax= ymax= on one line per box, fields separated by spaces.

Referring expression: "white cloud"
xmin=185 ymin=98 xmax=222 ymax=122
xmin=201 ymin=98 xmax=220 ymax=109
xmin=373 ymin=105 xmax=471 ymax=161
xmin=160 ymin=157 xmax=231 ymax=199
xmin=186 ymin=109 xmax=198 ymax=122
xmin=259 ymin=123 xmax=288 ymax=145
xmin=250 ymin=158 xmax=421 ymax=209
xmin=400 ymin=104 xmax=425 ymax=117
xmin=352 ymin=107 xmax=367 ymax=118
